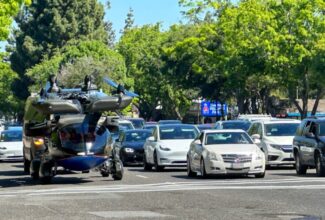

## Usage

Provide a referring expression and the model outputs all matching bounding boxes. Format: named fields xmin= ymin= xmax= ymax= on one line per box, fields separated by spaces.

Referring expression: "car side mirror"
xmin=253 ymin=139 xmax=261 ymax=144
xmin=194 ymin=139 xmax=201 ymax=145
xmin=251 ymin=134 xmax=261 ymax=140
xmin=147 ymin=136 xmax=155 ymax=141
xmin=305 ymin=132 xmax=315 ymax=138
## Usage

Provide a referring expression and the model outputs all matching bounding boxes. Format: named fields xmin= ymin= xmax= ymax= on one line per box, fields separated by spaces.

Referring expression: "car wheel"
xmin=154 ymin=151 xmax=164 ymax=172
xmin=143 ymin=153 xmax=152 ymax=171
xmin=255 ymin=171 xmax=265 ymax=178
xmin=187 ymin=157 xmax=197 ymax=177
xmin=295 ymin=152 xmax=307 ymax=175
xmin=39 ymin=162 xmax=53 ymax=184
xmin=101 ymin=171 xmax=109 ymax=177
xmin=315 ymin=153 xmax=325 ymax=177
xmin=30 ymin=152 xmax=40 ymax=180
xmin=200 ymin=158 xmax=207 ymax=178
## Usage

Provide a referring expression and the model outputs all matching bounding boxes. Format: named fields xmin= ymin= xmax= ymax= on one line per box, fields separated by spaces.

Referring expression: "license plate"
xmin=231 ymin=163 xmax=244 ymax=169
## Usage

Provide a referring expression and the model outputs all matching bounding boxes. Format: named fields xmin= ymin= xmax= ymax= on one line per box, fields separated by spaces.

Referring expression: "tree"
xmin=10 ymin=0 xmax=109 ymax=99
xmin=122 ymin=7 xmax=135 ymax=34
xmin=26 ymin=40 xmax=128 ymax=93
xmin=0 ymin=53 xmax=23 ymax=118
xmin=0 ymin=0 xmax=30 ymax=40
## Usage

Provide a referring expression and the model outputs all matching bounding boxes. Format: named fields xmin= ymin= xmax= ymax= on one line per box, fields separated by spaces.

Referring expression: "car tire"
xmin=101 ymin=171 xmax=109 ymax=177
xmin=295 ymin=152 xmax=307 ymax=175
xmin=39 ymin=161 xmax=53 ymax=184
xmin=255 ymin=171 xmax=265 ymax=178
xmin=143 ymin=153 xmax=152 ymax=171
xmin=200 ymin=158 xmax=207 ymax=178
xmin=154 ymin=151 xmax=164 ymax=172
xmin=315 ymin=153 xmax=325 ymax=177
xmin=23 ymin=152 xmax=30 ymax=174
xmin=187 ymin=157 xmax=197 ymax=177
xmin=30 ymin=153 xmax=40 ymax=180
xmin=112 ymin=160 xmax=123 ymax=180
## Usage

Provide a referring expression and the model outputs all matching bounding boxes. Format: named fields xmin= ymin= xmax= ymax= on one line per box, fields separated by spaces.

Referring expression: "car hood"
xmin=0 ymin=141 xmax=23 ymax=151
xmin=263 ymin=136 xmax=294 ymax=145
xmin=205 ymin=144 xmax=259 ymax=155
xmin=159 ymin=139 xmax=193 ymax=151
xmin=122 ymin=141 xmax=145 ymax=149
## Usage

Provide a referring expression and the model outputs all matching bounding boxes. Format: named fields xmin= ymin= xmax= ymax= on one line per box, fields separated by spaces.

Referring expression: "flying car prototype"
xmin=23 ymin=75 xmax=137 ymax=183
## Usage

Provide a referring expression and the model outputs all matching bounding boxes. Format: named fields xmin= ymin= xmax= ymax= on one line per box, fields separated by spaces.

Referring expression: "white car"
xmin=187 ymin=129 xmax=265 ymax=178
xmin=0 ymin=129 xmax=23 ymax=161
xmin=247 ymin=119 xmax=301 ymax=166
xmin=143 ymin=124 xmax=199 ymax=171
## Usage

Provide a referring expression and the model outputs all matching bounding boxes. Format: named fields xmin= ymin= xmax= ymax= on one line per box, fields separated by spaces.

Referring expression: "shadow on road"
xmin=171 ymin=174 xmax=255 ymax=180
xmin=127 ymin=167 xmax=187 ymax=173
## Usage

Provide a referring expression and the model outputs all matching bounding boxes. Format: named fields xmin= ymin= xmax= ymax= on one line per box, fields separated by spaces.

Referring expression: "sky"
xmin=0 ymin=0 xmax=183 ymax=51
xmin=103 ymin=0 xmax=183 ymax=38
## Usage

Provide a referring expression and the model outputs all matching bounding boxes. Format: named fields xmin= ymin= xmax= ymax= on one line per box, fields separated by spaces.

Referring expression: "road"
xmin=0 ymin=162 xmax=324 ymax=220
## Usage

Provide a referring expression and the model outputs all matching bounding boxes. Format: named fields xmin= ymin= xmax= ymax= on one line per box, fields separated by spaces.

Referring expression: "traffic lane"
xmin=0 ymin=162 xmax=321 ymax=189
xmin=0 ymin=183 xmax=324 ymax=219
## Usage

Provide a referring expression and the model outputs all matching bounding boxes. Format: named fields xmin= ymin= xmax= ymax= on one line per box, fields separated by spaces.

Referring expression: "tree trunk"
xmin=311 ymin=89 xmax=324 ymax=116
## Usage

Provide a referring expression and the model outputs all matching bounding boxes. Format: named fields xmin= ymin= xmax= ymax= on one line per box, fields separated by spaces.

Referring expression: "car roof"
xmin=257 ymin=119 xmax=301 ymax=124
xmin=219 ymin=120 xmax=250 ymax=124
xmin=203 ymin=129 xmax=246 ymax=133
xmin=158 ymin=124 xmax=196 ymax=128
xmin=123 ymin=129 xmax=151 ymax=133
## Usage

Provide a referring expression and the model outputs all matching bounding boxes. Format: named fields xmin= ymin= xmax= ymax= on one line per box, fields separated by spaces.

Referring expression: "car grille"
xmin=221 ymin=154 xmax=252 ymax=163
xmin=281 ymin=145 xmax=293 ymax=153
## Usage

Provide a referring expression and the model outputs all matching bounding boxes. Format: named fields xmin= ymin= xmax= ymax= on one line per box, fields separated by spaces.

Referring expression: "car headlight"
xmin=159 ymin=145 xmax=171 ymax=151
xmin=255 ymin=153 xmax=263 ymax=160
xmin=124 ymin=148 xmax=134 ymax=153
xmin=207 ymin=151 xmax=218 ymax=161
xmin=269 ymin=144 xmax=282 ymax=151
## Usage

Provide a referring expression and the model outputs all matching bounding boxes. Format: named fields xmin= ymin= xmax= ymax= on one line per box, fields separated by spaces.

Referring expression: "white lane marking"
xmin=1 ymin=178 xmax=325 ymax=197
xmin=89 ymin=211 xmax=172 ymax=218
xmin=136 ymin=175 xmax=148 ymax=179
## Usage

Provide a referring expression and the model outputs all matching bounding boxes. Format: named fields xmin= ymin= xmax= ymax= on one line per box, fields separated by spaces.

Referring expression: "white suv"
xmin=247 ymin=119 xmax=300 ymax=167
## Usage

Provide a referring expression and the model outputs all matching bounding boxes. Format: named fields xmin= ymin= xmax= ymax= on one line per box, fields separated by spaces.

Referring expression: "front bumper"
xmin=0 ymin=150 xmax=23 ymax=162
xmin=205 ymin=159 xmax=265 ymax=175
xmin=267 ymin=150 xmax=294 ymax=165
xmin=157 ymin=150 xmax=187 ymax=166
xmin=120 ymin=151 xmax=144 ymax=164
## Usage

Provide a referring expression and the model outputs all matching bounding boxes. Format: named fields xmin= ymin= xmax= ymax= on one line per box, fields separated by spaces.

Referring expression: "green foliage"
xmin=26 ymin=40 xmax=128 ymax=93
xmin=0 ymin=53 xmax=23 ymax=116
xmin=0 ymin=0 xmax=30 ymax=40
xmin=10 ymin=0 xmax=109 ymax=99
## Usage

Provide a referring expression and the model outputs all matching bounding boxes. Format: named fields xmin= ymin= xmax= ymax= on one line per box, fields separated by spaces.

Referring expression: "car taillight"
xmin=33 ymin=138 xmax=44 ymax=148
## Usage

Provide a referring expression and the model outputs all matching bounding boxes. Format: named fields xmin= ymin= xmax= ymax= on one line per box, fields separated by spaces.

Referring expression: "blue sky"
xmin=103 ymin=0 xmax=183 ymax=38
xmin=0 ymin=0 xmax=182 ymax=51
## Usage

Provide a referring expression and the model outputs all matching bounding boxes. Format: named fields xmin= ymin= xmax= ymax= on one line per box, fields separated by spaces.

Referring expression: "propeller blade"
xmin=103 ymin=77 xmax=118 ymax=89
xmin=125 ymin=90 xmax=139 ymax=97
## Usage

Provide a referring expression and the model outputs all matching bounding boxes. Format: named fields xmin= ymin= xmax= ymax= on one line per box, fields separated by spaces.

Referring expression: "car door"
xmin=191 ymin=132 xmax=204 ymax=170
xmin=303 ymin=122 xmax=318 ymax=166
xmin=297 ymin=121 xmax=313 ymax=165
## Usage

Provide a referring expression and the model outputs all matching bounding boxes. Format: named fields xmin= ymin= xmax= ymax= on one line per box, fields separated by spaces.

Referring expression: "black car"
xmin=114 ymin=129 xmax=152 ymax=165
xmin=293 ymin=117 xmax=325 ymax=176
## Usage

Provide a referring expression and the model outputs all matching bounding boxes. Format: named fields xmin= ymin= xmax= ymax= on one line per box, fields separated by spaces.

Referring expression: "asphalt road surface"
xmin=0 ymin=162 xmax=324 ymax=220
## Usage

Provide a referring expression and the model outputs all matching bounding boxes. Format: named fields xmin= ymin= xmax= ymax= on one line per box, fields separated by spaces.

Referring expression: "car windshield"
xmin=0 ymin=131 xmax=22 ymax=142
xmin=205 ymin=132 xmax=253 ymax=145
xmin=125 ymin=131 xmax=151 ymax=142
xmin=159 ymin=120 xmax=182 ymax=125
xmin=119 ymin=123 xmax=133 ymax=130
xmin=159 ymin=126 xmax=198 ymax=140
xmin=130 ymin=120 xmax=144 ymax=129
xmin=264 ymin=123 xmax=299 ymax=136
xmin=221 ymin=122 xmax=251 ymax=131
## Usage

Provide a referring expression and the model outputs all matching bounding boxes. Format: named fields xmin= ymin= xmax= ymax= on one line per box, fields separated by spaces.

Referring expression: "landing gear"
xmin=39 ymin=161 xmax=54 ymax=184
xmin=97 ymin=157 xmax=124 ymax=180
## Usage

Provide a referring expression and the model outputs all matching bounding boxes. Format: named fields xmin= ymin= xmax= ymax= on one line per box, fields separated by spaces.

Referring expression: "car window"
xmin=119 ymin=123 xmax=133 ymax=130
xmin=264 ymin=123 xmax=300 ymax=136
xmin=159 ymin=126 xmax=198 ymax=140
xmin=319 ymin=122 xmax=325 ymax=136
xmin=296 ymin=121 xmax=306 ymax=136
xmin=125 ymin=131 xmax=151 ymax=142
xmin=0 ymin=131 xmax=22 ymax=142
xmin=205 ymin=132 xmax=253 ymax=145
xmin=248 ymin=123 xmax=257 ymax=135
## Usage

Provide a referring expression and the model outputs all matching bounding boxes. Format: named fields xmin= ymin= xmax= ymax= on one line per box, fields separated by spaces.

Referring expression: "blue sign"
xmin=201 ymin=101 xmax=227 ymax=117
